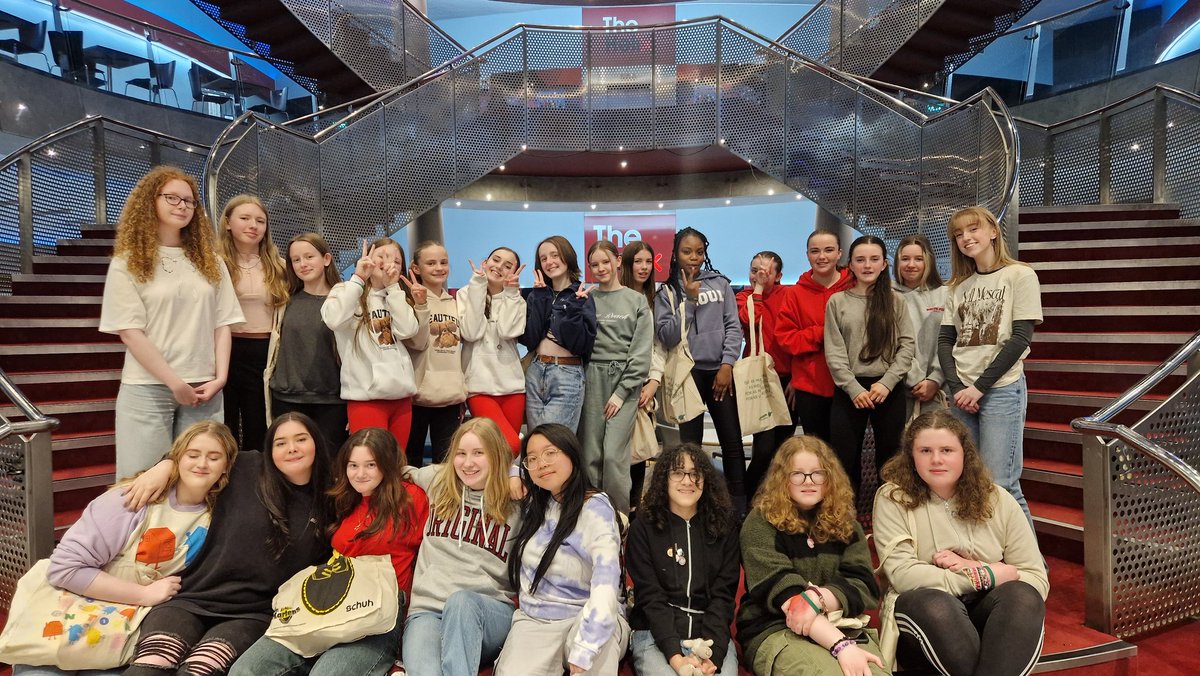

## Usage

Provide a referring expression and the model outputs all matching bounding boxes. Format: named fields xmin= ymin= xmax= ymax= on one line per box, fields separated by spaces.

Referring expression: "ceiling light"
xmin=520 ymin=144 xmax=527 ymax=150
xmin=658 ymin=203 xmax=664 ymax=209
xmin=724 ymin=199 xmax=731 ymax=205
xmin=767 ymin=189 xmax=775 ymax=195
xmin=499 ymin=164 xmax=506 ymax=171
xmin=590 ymin=203 xmax=597 ymax=210
xmin=455 ymin=200 xmax=462 ymax=206
xmin=795 ymin=194 xmax=802 ymax=199
xmin=620 ymin=161 xmax=628 ymax=168
xmin=486 ymin=193 xmax=493 ymax=200
xmin=523 ymin=203 xmax=529 ymax=209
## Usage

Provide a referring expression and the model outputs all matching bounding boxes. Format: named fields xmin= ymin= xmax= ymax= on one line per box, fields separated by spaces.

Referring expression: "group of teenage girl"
xmin=15 ymin=165 xmax=1049 ymax=676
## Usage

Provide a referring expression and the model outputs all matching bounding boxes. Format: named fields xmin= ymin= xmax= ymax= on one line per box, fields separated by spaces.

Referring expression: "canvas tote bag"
xmin=660 ymin=287 xmax=706 ymax=425
xmin=630 ymin=398 xmax=661 ymax=464
xmin=733 ymin=293 xmax=792 ymax=436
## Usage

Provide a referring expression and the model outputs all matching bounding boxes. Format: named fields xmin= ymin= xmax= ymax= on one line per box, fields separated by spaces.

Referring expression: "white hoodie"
xmin=322 ymin=278 xmax=420 ymax=401
xmin=457 ymin=273 xmax=527 ymax=396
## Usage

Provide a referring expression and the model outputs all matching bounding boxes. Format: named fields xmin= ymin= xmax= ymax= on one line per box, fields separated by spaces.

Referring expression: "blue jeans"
xmin=630 ymin=631 xmax=739 ymax=675
xmin=525 ymin=361 xmax=585 ymax=432
xmin=115 ymin=382 xmax=224 ymax=477
xmin=951 ymin=375 xmax=1034 ymax=529
xmin=403 ymin=591 xmax=514 ymax=676
xmin=228 ymin=619 xmax=401 ymax=676
xmin=13 ymin=667 xmax=120 ymax=676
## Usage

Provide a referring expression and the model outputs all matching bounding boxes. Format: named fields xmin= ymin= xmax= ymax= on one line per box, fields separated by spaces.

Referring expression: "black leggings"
xmin=270 ymin=395 xmax=349 ymax=452
xmin=745 ymin=375 xmax=796 ymax=501
xmin=123 ymin=605 xmax=267 ymax=676
xmin=677 ymin=368 xmax=744 ymax=502
xmin=225 ymin=337 xmax=269 ymax=452
xmin=791 ymin=388 xmax=832 ymax=443
xmin=406 ymin=403 xmax=463 ymax=467
xmin=829 ymin=376 xmax=906 ymax=494
xmin=895 ymin=583 xmax=1045 ymax=676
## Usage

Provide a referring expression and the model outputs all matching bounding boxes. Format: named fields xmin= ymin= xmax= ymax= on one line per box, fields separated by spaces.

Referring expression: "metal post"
xmin=714 ymin=24 xmax=722 ymax=145
xmin=1042 ymin=132 xmax=1054 ymax=207
xmin=150 ymin=138 xmax=162 ymax=167
xmin=1114 ymin=1 xmax=1132 ymax=74
xmin=1152 ymin=91 xmax=1167 ymax=204
xmin=1082 ymin=433 xmax=1115 ymax=634
xmin=24 ymin=431 xmax=55 ymax=562
xmin=1023 ymin=26 xmax=1040 ymax=101
xmin=93 ymin=124 xmax=108 ymax=227
xmin=1098 ymin=111 xmax=1112 ymax=204
xmin=17 ymin=155 xmax=33 ymax=274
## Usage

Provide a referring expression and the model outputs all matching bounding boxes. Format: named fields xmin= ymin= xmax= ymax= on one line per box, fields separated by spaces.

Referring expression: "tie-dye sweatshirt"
xmin=517 ymin=492 xmax=624 ymax=670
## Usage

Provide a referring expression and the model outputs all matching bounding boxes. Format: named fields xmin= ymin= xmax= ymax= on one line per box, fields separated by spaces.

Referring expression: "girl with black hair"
xmin=626 ymin=444 xmax=741 ymax=675
xmin=825 ymin=236 xmax=915 ymax=495
xmin=654 ymin=227 xmax=747 ymax=513
xmin=120 ymin=412 xmax=335 ymax=676
xmin=493 ymin=424 xmax=628 ymax=675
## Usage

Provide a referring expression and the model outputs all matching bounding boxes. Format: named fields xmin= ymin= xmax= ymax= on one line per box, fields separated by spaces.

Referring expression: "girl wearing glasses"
xmin=625 ymin=444 xmax=740 ymax=676
xmin=101 ymin=166 xmax=243 ymax=477
xmin=737 ymin=436 xmax=887 ymax=676
xmin=494 ymin=423 xmax=628 ymax=675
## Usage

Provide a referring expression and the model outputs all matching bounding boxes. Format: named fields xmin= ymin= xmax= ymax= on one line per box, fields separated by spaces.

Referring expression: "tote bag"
xmin=630 ymin=399 xmax=661 ymax=464
xmin=265 ymin=553 xmax=399 ymax=658
xmin=660 ymin=287 xmax=706 ymax=425
xmin=733 ymin=293 xmax=792 ymax=436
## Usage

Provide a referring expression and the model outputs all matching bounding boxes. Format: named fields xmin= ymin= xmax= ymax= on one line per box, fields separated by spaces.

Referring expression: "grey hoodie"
xmin=654 ymin=271 xmax=742 ymax=371
xmin=894 ymin=281 xmax=948 ymax=388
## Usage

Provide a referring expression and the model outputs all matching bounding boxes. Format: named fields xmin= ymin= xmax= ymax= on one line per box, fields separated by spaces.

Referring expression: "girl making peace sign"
xmin=322 ymin=238 xmax=422 ymax=447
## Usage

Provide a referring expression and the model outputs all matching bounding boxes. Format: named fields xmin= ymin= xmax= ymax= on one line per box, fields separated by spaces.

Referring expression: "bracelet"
xmin=798 ymin=592 xmax=821 ymax=615
xmin=686 ymin=295 xmax=699 ymax=302
xmin=964 ymin=566 xmax=984 ymax=592
xmin=984 ymin=565 xmax=996 ymax=590
xmin=830 ymin=638 xmax=855 ymax=658
xmin=806 ymin=585 xmax=828 ymax=614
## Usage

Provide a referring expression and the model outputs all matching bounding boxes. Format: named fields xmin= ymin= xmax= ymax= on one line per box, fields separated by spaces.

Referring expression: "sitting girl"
xmin=737 ymin=436 xmax=887 ymax=676
xmin=7 ymin=421 xmax=237 ymax=675
xmin=493 ymin=424 xmax=628 ymax=675
xmin=402 ymin=417 xmax=522 ymax=676
xmin=232 ymin=428 xmax=428 ymax=675
xmin=873 ymin=409 xmax=1047 ymax=675
xmin=626 ymin=443 xmax=740 ymax=676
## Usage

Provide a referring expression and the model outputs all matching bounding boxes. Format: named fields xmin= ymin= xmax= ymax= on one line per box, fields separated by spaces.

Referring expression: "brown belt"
xmin=536 ymin=354 xmax=582 ymax=365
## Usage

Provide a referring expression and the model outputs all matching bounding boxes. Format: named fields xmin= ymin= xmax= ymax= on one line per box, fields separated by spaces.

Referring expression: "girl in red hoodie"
xmin=775 ymin=231 xmax=854 ymax=444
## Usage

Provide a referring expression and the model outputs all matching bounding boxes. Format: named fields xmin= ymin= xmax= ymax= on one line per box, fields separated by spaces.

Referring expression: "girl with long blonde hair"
xmin=100 ymin=166 xmax=243 ymax=477
xmin=893 ymin=234 xmax=947 ymax=419
xmin=217 ymin=195 xmax=288 ymax=452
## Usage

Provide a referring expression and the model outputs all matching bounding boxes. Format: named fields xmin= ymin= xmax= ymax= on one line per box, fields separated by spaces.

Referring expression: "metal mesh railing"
xmin=0 ymin=118 xmax=209 ymax=293
xmin=1016 ymin=85 xmax=1200 ymax=219
xmin=1073 ymin=332 xmax=1200 ymax=638
xmin=206 ymin=18 xmax=1017 ymax=265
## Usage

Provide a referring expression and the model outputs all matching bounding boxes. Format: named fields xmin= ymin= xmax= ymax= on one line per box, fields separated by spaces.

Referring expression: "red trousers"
xmin=347 ymin=398 xmax=413 ymax=452
xmin=467 ymin=393 xmax=525 ymax=456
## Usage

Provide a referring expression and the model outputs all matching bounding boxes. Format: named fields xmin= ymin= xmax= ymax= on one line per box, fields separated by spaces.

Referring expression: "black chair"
xmin=49 ymin=30 xmax=103 ymax=87
xmin=189 ymin=63 xmax=232 ymax=115
xmin=125 ymin=61 xmax=178 ymax=106
xmin=249 ymin=87 xmax=287 ymax=118
xmin=0 ymin=19 xmax=50 ymax=71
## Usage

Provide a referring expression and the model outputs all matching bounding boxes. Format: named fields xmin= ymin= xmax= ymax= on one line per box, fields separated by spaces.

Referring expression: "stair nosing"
xmin=1019 ymin=218 xmax=1200 ymax=231
xmin=1023 ymin=467 xmax=1084 ymax=489
xmin=10 ymin=274 xmax=107 ymax=283
xmin=0 ymin=296 xmax=102 ymax=304
xmin=54 ymin=473 xmax=115 ymax=492
xmin=1040 ymin=280 xmax=1200 ymax=291
xmin=60 ymin=238 xmax=115 ymax=246
xmin=1028 ymin=257 xmax=1200 ymax=270
xmin=52 ymin=433 xmax=115 ymax=451
xmin=1020 ymin=236 xmax=1200 ymax=249
xmin=31 ymin=255 xmax=111 ymax=263
xmin=1034 ymin=332 xmax=1193 ymax=343
xmin=0 ymin=399 xmax=115 ymax=415
xmin=9 ymin=369 xmax=121 ymax=383
xmin=1025 ymin=360 xmax=1188 ymax=375
xmin=0 ymin=318 xmax=101 ymax=328
xmin=1041 ymin=305 xmax=1200 ymax=315
xmin=0 ymin=343 xmax=123 ymax=354
xmin=1020 ymin=203 xmax=1180 ymax=213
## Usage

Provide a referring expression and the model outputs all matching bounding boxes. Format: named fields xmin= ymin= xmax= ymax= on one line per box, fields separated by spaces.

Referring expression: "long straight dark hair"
xmin=258 ymin=412 xmax=335 ymax=559
xmin=848 ymin=235 xmax=900 ymax=364
xmin=620 ymin=240 xmax=656 ymax=307
xmin=507 ymin=423 xmax=596 ymax=594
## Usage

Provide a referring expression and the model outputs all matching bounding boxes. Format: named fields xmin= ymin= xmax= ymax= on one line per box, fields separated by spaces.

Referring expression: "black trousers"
xmin=677 ymin=368 xmax=745 ymax=502
xmin=792 ymin=388 xmax=833 ymax=443
xmin=829 ymin=375 xmax=906 ymax=495
xmin=270 ymin=395 xmax=349 ymax=453
xmin=406 ymin=403 xmax=463 ymax=467
xmin=745 ymin=374 xmax=796 ymax=501
xmin=225 ymin=337 xmax=269 ymax=452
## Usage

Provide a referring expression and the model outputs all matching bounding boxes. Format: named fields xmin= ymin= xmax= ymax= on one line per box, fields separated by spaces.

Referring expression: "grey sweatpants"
xmin=578 ymin=359 xmax=639 ymax=515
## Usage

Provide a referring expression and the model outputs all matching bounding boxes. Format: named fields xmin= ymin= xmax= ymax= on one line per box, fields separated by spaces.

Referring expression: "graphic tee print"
xmin=371 ymin=308 xmax=397 ymax=347
xmin=943 ymin=265 xmax=1042 ymax=390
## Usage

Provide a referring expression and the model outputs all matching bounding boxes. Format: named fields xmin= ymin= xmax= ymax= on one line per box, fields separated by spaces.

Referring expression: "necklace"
xmin=236 ymin=254 xmax=261 ymax=271
xmin=159 ymin=251 xmax=182 ymax=275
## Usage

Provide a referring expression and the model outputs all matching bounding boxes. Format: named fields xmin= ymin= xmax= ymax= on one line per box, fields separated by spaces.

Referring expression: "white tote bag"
xmin=660 ymin=288 xmax=706 ymax=425
xmin=733 ymin=293 xmax=792 ymax=436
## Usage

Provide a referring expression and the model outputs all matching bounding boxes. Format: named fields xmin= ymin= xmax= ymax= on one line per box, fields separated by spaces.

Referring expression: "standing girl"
xmin=519 ymin=236 xmax=597 ymax=432
xmin=654 ymin=227 xmax=746 ymax=512
xmin=323 ymin=237 xmax=422 ymax=447
xmin=459 ymin=247 xmax=527 ymax=455
xmin=101 ymin=166 xmax=244 ymax=477
xmin=578 ymin=240 xmax=652 ymax=515
xmin=737 ymin=436 xmax=887 ymax=676
xmin=121 ymin=412 xmax=335 ymax=675
xmin=824 ymin=235 xmax=915 ymax=494
xmin=620 ymin=241 xmax=662 ymax=509
xmin=266 ymin=233 xmax=348 ymax=451
xmin=218 ymin=195 xmax=288 ymax=451
xmin=776 ymin=230 xmax=854 ymax=444
xmin=493 ymin=424 xmax=628 ymax=675
xmin=625 ymin=444 xmax=740 ymax=676
xmin=938 ymin=206 xmax=1042 ymax=522
xmin=402 ymin=417 xmax=522 ymax=676
xmin=405 ymin=241 xmax=466 ymax=466
xmin=873 ymin=410 xmax=1047 ymax=674
xmin=231 ymin=428 xmax=429 ymax=675
xmin=893 ymin=235 xmax=947 ymax=420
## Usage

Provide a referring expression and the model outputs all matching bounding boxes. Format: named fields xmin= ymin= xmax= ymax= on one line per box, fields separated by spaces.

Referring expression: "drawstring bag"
xmin=661 ymin=287 xmax=706 ymax=425
xmin=265 ymin=552 xmax=399 ymax=658
xmin=733 ymin=293 xmax=792 ymax=436
xmin=630 ymin=398 xmax=661 ymax=464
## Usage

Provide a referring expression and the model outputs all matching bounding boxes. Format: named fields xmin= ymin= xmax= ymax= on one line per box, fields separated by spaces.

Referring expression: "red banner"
xmin=583 ymin=214 xmax=674 ymax=283
xmin=582 ymin=6 xmax=676 ymax=68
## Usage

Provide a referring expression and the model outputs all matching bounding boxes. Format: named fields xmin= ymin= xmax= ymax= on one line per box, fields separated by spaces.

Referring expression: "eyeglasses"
xmin=158 ymin=193 xmax=198 ymax=209
xmin=788 ymin=470 xmax=828 ymax=486
xmin=521 ymin=448 xmax=562 ymax=470
xmin=668 ymin=469 xmax=703 ymax=485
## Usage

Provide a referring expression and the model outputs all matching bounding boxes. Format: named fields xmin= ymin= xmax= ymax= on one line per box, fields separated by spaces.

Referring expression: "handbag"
xmin=660 ymin=287 xmax=706 ymax=425
xmin=265 ymin=552 xmax=399 ymax=658
xmin=630 ymin=398 xmax=661 ymax=464
xmin=733 ymin=293 xmax=792 ymax=436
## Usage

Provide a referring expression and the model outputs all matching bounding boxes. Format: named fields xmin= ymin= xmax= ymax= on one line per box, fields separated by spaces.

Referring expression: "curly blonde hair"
xmin=879 ymin=409 xmax=995 ymax=523
xmin=753 ymin=436 xmax=857 ymax=544
xmin=113 ymin=166 xmax=221 ymax=284
xmin=217 ymin=194 xmax=288 ymax=307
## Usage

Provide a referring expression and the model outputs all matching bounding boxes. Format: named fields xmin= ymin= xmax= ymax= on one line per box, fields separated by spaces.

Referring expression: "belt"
xmin=536 ymin=354 xmax=582 ymax=365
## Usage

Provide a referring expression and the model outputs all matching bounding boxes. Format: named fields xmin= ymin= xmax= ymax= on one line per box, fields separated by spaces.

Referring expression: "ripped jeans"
xmin=122 ymin=605 xmax=266 ymax=676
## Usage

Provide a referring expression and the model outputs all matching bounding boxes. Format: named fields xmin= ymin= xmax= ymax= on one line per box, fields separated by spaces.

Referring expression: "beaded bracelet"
xmin=806 ymin=585 xmax=828 ymax=614
xmin=830 ymin=638 xmax=856 ymax=658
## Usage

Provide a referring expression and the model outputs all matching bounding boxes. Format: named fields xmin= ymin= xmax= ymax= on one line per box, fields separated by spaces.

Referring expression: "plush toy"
xmin=678 ymin=638 xmax=714 ymax=676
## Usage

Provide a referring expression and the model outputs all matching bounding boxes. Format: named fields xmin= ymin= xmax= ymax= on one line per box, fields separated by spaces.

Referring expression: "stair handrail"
xmin=0 ymin=367 xmax=59 ymax=573
xmin=1014 ymin=83 xmax=1200 ymax=131
xmin=992 ymin=0 xmax=1114 ymax=39
xmin=0 ymin=370 xmax=59 ymax=440
xmin=0 ymin=116 xmax=206 ymax=174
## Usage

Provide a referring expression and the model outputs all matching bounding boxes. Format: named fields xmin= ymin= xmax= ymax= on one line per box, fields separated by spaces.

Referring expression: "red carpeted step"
xmin=1019 ymin=203 xmax=1182 ymax=223
xmin=0 ymin=296 xmax=102 ymax=318
xmin=0 ymin=318 xmax=115 ymax=345
xmin=31 ymin=254 xmax=111 ymax=276
xmin=0 ymin=397 xmax=115 ymax=436
xmin=1024 ymin=421 xmax=1083 ymax=465
xmin=0 ymin=343 xmax=124 ymax=372
xmin=1031 ymin=257 xmax=1200 ymax=284
xmin=55 ymin=239 xmax=114 ymax=257
xmin=1019 ymin=218 xmax=1200 ymax=243
xmin=1032 ymin=332 xmax=1191 ymax=362
xmin=1026 ymin=388 xmax=1160 ymax=431
xmin=1019 ymin=239 xmax=1200 ymax=263
xmin=1025 ymin=359 xmax=1185 ymax=395
xmin=1040 ymin=305 xmax=1200 ymax=333
xmin=1039 ymin=282 xmax=1200 ymax=308
xmin=11 ymin=274 xmax=107 ymax=297
xmin=8 ymin=369 xmax=122 ymax=400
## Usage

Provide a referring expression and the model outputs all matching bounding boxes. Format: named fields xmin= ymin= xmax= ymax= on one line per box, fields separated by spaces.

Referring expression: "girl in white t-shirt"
xmin=938 ymin=207 xmax=1042 ymax=524
xmin=322 ymin=237 xmax=422 ymax=447
xmin=100 ymin=166 xmax=243 ymax=477
xmin=217 ymin=195 xmax=288 ymax=452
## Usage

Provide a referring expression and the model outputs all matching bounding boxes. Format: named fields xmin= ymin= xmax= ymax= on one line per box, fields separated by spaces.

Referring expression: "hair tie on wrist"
xmin=830 ymin=638 xmax=855 ymax=658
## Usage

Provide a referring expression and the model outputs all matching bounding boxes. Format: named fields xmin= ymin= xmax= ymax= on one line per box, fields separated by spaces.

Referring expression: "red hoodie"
xmin=775 ymin=268 xmax=855 ymax=397
xmin=736 ymin=283 xmax=791 ymax=375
